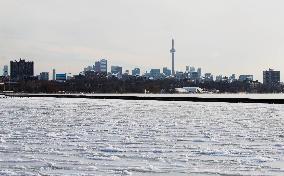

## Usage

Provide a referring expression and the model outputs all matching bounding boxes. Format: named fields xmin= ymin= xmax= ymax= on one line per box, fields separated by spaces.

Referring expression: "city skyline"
xmin=1 ymin=0 xmax=284 ymax=80
xmin=0 ymin=44 xmax=281 ymax=83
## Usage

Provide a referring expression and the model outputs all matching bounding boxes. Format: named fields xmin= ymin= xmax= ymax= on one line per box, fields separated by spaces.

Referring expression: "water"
xmin=0 ymin=96 xmax=284 ymax=175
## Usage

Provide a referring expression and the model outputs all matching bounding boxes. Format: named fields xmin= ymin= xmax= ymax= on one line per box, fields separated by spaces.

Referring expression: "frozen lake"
xmin=0 ymin=97 xmax=284 ymax=175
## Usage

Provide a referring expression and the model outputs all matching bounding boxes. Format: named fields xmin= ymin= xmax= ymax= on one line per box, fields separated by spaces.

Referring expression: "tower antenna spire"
xmin=170 ymin=38 xmax=176 ymax=76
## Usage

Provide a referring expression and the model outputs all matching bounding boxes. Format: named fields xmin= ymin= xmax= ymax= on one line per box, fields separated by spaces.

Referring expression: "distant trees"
xmin=2 ymin=75 xmax=283 ymax=93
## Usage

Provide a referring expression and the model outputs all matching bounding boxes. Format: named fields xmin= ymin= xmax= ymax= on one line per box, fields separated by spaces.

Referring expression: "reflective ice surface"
xmin=0 ymin=97 xmax=283 ymax=175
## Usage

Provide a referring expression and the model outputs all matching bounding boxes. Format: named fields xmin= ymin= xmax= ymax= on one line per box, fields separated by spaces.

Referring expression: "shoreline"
xmin=3 ymin=93 xmax=284 ymax=104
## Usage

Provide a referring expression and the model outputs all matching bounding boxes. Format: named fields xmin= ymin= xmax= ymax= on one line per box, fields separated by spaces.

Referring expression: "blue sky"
xmin=1 ymin=0 xmax=284 ymax=81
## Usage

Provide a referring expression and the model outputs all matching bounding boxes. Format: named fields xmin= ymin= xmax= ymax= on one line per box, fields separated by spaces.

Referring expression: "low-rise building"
xmin=132 ymin=68 xmax=140 ymax=76
xmin=56 ymin=73 xmax=67 ymax=81
xmin=39 ymin=72 xmax=49 ymax=81
xmin=239 ymin=75 xmax=253 ymax=82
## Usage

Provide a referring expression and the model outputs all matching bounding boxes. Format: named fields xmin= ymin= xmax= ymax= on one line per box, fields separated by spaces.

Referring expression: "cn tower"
xmin=170 ymin=38 xmax=176 ymax=76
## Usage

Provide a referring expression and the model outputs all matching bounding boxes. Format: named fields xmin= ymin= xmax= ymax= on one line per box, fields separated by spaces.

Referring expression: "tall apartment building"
xmin=263 ymin=69 xmax=280 ymax=86
xmin=10 ymin=59 xmax=34 ymax=81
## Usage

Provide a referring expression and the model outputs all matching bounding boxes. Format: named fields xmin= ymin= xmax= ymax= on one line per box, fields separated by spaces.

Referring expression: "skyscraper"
xmin=94 ymin=61 xmax=101 ymax=72
xmin=94 ymin=59 xmax=108 ymax=73
xmin=197 ymin=68 xmax=202 ymax=78
xmin=170 ymin=39 xmax=176 ymax=76
xmin=10 ymin=59 xmax=34 ymax=81
xmin=163 ymin=67 xmax=171 ymax=77
xmin=100 ymin=59 xmax=107 ymax=73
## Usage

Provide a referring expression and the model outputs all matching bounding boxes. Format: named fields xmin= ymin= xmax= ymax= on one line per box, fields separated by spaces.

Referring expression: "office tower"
xmin=190 ymin=67 xmax=195 ymax=73
xmin=163 ymin=67 xmax=171 ymax=77
xmin=111 ymin=66 xmax=123 ymax=75
xmin=170 ymin=39 xmax=176 ymax=76
xmin=100 ymin=59 xmax=107 ymax=72
xmin=3 ymin=65 xmax=8 ymax=76
xmin=94 ymin=61 xmax=101 ymax=72
xmin=263 ymin=69 xmax=280 ymax=86
xmin=39 ymin=72 xmax=49 ymax=81
xmin=53 ymin=69 xmax=56 ymax=81
xmin=132 ymin=68 xmax=141 ymax=76
xmin=190 ymin=72 xmax=199 ymax=80
xmin=197 ymin=68 xmax=202 ymax=78
xmin=10 ymin=59 xmax=34 ymax=81
xmin=94 ymin=59 xmax=108 ymax=73
xmin=150 ymin=69 xmax=161 ymax=79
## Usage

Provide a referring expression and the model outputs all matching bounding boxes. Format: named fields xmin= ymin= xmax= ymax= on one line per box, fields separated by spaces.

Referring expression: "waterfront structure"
xmin=239 ymin=75 xmax=253 ymax=82
xmin=170 ymin=39 xmax=176 ymax=76
xmin=39 ymin=72 xmax=49 ymax=81
xmin=56 ymin=73 xmax=67 ymax=81
xmin=111 ymin=66 xmax=122 ymax=75
xmin=263 ymin=69 xmax=280 ymax=86
xmin=94 ymin=59 xmax=107 ymax=73
xmin=132 ymin=68 xmax=140 ymax=76
xmin=3 ymin=65 xmax=8 ymax=77
xmin=53 ymin=69 xmax=56 ymax=81
xmin=163 ymin=67 xmax=171 ymax=77
xmin=10 ymin=59 xmax=34 ymax=81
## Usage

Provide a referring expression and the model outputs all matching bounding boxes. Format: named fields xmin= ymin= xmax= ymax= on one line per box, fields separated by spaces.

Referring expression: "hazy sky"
xmin=1 ymin=0 xmax=284 ymax=81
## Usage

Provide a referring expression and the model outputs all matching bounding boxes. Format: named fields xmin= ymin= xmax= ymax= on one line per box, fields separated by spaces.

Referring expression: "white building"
xmin=175 ymin=87 xmax=203 ymax=93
